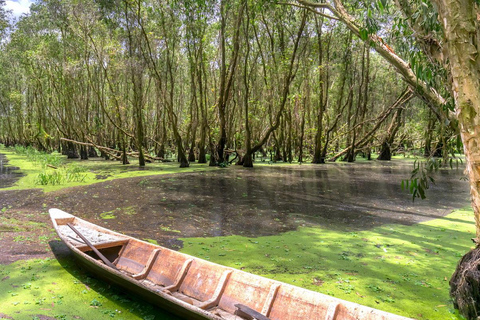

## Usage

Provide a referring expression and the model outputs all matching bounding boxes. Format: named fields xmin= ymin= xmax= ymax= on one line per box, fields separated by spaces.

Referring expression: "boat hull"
xmin=50 ymin=208 xmax=412 ymax=320
xmin=67 ymin=247 xmax=207 ymax=320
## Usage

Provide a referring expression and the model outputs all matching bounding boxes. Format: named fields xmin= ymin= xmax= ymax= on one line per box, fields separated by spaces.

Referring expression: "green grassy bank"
xmin=0 ymin=145 xmax=217 ymax=192
xmin=181 ymin=208 xmax=475 ymax=319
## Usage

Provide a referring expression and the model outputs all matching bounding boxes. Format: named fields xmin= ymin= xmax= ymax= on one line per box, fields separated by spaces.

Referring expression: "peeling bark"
xmin=431 ymin=0 xmax=480 ymax=237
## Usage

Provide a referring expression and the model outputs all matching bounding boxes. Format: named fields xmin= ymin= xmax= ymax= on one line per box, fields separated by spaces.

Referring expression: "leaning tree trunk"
xmin=432 ymin=1 xmax=480 ymax=319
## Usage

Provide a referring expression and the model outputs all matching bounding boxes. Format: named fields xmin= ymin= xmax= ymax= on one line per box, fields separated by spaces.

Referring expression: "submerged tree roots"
xmin=450 ymin=246 xmax=480 ymax=319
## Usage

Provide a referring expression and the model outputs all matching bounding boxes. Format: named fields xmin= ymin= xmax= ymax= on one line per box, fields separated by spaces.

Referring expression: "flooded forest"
xmin=0 ymin=0 xmax=480 ymax=320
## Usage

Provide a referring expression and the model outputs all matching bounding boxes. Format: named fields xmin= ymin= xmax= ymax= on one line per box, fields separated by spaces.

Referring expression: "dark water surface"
xmin=49 ymin=160 xmax=471 ymax=247
xmin=0 ymin=153 xmax=24 ymax=188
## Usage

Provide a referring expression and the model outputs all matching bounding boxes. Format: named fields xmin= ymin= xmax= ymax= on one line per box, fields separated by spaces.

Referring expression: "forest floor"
xmin=0 ymin=146 xmax=474 ymax=319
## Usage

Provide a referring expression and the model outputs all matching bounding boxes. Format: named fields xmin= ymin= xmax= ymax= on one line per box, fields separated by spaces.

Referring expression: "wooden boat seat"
xmin=115 ymin=241 xmax=158 ymax=275
xmin=145 ymin=249 xmax=193 ymax=288
xmin=173 ymin=259 xmax=232 ymax=308
xmin=164 ymin=268 xmax=231 ymax=310
xmin=57 ymin=224 xmax=128 ymax=252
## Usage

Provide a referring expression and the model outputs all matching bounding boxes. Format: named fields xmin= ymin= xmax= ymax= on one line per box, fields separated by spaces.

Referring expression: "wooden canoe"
xmin=50 ymin=208 xmax=412 ymax=320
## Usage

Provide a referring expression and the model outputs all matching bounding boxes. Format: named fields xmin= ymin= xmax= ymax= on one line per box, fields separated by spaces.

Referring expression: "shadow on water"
xmin=48 ymin=240 xmax=178 ymax=319
xmin=0 ymin=153 xmax=24 ymax=188
xmin=46 ymin=160 xmax=471 ymax=249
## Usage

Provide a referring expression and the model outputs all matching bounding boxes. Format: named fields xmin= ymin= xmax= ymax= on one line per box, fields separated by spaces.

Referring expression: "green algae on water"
xmin=0 ymin=257 xmax=176 ymax=319
xmin=180 ymin=208 xmax=474 ymax=320
xmin=100 ymin=210 xmax=117 ymax=219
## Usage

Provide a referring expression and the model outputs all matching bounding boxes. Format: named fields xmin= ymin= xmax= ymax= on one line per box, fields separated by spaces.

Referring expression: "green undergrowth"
xmin=0 ymin=255 xmax=176 ymax=319
xmin=180 ymin=208 xmax=475 ymax=319
xmin=0 ymin=146 xmax=218 ymax=192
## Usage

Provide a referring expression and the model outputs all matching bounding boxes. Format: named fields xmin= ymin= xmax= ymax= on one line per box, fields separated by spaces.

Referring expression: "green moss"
xmin=99 ymin=211 xmax=117 ymax=220
xmin=0 ymin=216 xmax=46 ymax=232
xmin=159 ymin=226 xmax=181 ymax=233
xmin=180 ymin=208 xmax=474 ymax=319
xmin=124 ymin=207 xmax=137 ymax=216
xmin=0 ymin=257 xmax=177 ymax=319
xmin=143 ymin=239 xmax=158 ymax=245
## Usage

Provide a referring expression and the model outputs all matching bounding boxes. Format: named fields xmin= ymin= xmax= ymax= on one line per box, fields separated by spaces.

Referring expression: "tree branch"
xmin=292 ymin=0 xmax=452 ymax=125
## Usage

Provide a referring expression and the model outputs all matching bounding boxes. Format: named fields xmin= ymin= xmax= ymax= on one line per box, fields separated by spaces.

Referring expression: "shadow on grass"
xmin=45 ymin=240 xmax=179 ymax=319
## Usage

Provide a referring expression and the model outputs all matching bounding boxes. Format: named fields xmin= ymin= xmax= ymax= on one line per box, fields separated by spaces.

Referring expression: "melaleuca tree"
xmin=296 ymin=0 xmax=480 ymax=317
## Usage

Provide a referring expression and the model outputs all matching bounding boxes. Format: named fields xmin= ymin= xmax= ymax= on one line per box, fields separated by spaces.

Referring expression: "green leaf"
xmin=377 ymin=0 xmax=384 ymax=14
xmin=359 ymin=29 xmax=368 ymax=41
xmin=418 ymin=185 xmax=426 ymax=199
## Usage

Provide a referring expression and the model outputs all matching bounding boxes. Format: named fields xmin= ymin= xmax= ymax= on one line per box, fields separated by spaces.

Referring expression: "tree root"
xmin=450 ymin=246 xmax=480 ymax=319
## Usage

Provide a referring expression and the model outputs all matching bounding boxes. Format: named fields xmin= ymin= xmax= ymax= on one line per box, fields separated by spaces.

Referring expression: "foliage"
xmin=402 ymin=156 xmax=463 ymax=200
xmin=0 ymin=0 xmax=451 ymax=167
xmin=13 ymin=145 xmax=64 ymax=169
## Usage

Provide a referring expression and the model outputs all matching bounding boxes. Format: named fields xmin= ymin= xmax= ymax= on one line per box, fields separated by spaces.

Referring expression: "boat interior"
xmin=52 ymin=212 xmax=402 ymax=320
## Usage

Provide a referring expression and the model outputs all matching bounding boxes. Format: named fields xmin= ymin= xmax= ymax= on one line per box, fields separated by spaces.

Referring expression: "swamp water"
xmin=52 ymin=160 xmax=471 ymax=248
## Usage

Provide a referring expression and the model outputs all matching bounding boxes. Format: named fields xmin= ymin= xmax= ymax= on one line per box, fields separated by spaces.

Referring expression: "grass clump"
xmin=13 ymin=145 xmax=64 ymax=168
xmin=35 ymin=164 xmax=87 ymax=186
xmin=180 ymin=208 xmax=475 ymax=319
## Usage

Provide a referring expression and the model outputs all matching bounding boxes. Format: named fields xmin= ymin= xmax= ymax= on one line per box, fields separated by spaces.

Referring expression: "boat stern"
xmin=49 ymin=208 xmax=76 ymax=229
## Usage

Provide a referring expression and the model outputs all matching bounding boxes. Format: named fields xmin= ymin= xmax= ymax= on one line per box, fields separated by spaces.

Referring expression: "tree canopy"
xmin=0 ymin=0 xmax=455 ymax=169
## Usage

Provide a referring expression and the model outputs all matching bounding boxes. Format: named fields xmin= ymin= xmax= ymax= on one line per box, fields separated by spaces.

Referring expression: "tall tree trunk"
xmin=312 ymin=16 xmax=331 ymax=164
xmin=431 ymin=1 xmax=480 ymax=318
xmin=216 ymin=0 xmax=245 ymax=164
xmin=424 ymin=109 xmax=435 ymax=157
xmin=243 ymin=10 xmax=307 ymax=167
xmin=431 ymin=0 xmax=480 ymax=237
xmin=242 ymin=5 xmax=253 ymax=168
xmin=125 ymin=0 xmax=146 ymax=167
xmin=298 ymin=97 xmax=307 ymax=163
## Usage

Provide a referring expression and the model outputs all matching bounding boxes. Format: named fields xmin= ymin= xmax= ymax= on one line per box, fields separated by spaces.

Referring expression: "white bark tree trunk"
xmin=431 ymin=0 xmax=480 ymax=239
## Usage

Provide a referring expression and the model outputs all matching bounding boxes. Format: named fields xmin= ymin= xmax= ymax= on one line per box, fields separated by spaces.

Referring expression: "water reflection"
xmin=0 ymin=154 xmax=24 ymax=188
xmin=56 ymin=160 xmax=470 ymax=248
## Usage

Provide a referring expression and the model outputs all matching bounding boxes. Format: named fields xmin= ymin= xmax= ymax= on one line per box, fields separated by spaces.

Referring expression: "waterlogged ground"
xmin=0 ymin=151 xmax=474 ymax=319
xmin=44 ymin=161 xmax=470 ymax=244
xmin=0 ymin=154 xmax=24 ymax=188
